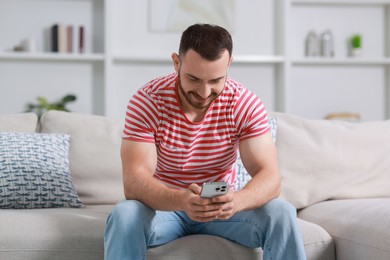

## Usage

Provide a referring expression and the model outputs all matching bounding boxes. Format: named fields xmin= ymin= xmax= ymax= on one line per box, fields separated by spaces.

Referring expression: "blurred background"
xmin=0 ymin=0 xmax=389 ymax=122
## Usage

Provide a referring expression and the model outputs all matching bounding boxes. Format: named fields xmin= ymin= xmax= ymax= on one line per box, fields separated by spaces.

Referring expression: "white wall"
xmin=0 ymin=0 xmax=388 ymax=121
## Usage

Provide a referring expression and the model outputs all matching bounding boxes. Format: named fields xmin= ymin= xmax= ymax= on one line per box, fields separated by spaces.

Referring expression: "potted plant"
xmin=26 ymin=94 xmax=77 ymax=119
xmin=349 ymin=34 xmax=362 ymax=57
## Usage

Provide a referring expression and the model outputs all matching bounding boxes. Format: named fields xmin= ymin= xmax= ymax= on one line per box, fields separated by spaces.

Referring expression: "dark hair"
xmin=179 ymin=23 xmax=233 ymax=61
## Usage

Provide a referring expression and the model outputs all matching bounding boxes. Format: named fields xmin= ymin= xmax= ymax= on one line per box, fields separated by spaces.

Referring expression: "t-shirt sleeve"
xmin=234 ymin=88 xmax=270 ymax=141
xmin=122 ymin=88 xmax=159 ymax=143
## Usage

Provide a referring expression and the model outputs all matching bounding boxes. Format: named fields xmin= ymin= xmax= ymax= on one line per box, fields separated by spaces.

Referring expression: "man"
xmin=104 ymin=23 xmax=306 ymax=260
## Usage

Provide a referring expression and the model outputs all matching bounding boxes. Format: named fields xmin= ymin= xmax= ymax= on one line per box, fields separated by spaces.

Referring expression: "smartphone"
xmin=200 ymin=182 xmax=229 ymax=198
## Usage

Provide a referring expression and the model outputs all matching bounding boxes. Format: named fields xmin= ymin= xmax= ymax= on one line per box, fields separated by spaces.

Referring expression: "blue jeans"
xmin=104 ymin=198 xmax=306 ymax=260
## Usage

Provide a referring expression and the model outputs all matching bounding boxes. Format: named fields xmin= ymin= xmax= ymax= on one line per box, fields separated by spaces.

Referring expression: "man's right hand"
xmin=182 ymin=184 xmax=226 ymax=222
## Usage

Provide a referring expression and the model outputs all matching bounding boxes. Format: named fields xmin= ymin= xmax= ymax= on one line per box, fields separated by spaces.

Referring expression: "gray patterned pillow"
xmin=0 ymin=132 xmax=84 ymax=209
xmin=234 ymin=117 xmax=278 ymax=190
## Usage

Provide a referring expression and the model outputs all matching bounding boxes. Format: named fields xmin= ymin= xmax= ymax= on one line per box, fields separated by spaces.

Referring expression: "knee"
xmin=256 ymin=199 xmax=297 ymax=224
xmin=265 ymin=199 xmax=296 ymax=215
xmin=108 ymin=200 xmax=154 ymax=225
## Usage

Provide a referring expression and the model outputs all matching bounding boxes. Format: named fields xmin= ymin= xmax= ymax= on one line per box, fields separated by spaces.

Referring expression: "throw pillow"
xmin=39 ymin=110 xmax=124 ymax=205
xmin=0 ymin=132 xmax=84 ymax=209
xmin=234 ymin=117 xmax=278 ymax=190
xmin=273 ymin=112 xmax=390 ymax=209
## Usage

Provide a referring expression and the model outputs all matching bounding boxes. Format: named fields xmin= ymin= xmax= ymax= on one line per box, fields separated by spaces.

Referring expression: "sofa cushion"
xmin=273 ymin=112 xmax=390 ymax=209
xmin=297 ymin=218 xmax=335 ymax=260
xmin=0 ymin=132 xmax=83 ymax=209
xmin=299 ymin=199 xmax=390 ymax=260
xmin=0 ymin=204 xmax=334 ymax=260
xmin=147 ymin=218 xmax=334 ymax=260
xmin=0 ymin=113 xmax=37 ymax=132
xmin=39 ymin=111 xmax=124 ymax=205
xmin=147 ymin=234 xmax=262 ymax=260
xmin=0 ymin=205 xmax=113 ymax=260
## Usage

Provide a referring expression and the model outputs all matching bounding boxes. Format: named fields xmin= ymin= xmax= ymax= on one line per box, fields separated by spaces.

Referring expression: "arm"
xmin=210 ymin=132 xmax=281 ymax=219
xmin=121 ymin=139 xmax=185 ymax=211
xmin=121 ymin=139 xmax=223 ymax=220
xmin=235 ymin=132 xmax=281 ymax=210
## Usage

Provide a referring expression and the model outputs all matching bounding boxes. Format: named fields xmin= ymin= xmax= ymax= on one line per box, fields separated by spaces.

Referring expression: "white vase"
xmin=350 ymin=48 xmax=362 ymax=57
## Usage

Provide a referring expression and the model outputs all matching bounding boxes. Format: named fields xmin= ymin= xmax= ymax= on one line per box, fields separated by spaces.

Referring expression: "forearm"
xmin=123 ymin=172 xmax=187 ymax=211
xmin=121 ymin=140 xmax=188 ymax=211
xmin=235 ymin=169 xmax=281 ymax=212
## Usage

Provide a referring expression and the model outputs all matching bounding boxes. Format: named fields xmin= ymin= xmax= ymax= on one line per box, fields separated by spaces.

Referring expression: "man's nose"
xmin=198 ymin=84 xmax=212 ymax=98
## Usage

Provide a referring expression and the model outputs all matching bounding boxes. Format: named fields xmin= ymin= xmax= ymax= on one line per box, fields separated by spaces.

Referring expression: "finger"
xmin=211 ymin=192 xmax=233 ymax=203
xmin=191 ymin=209 xmax=223 ymax=222
xmin=215 ymin=209 xmax=234 ymax=220
xmin=193 ymin=204 xmax=223 ymax=213
xmin=188 ymin=183 xmax=202 ymax=195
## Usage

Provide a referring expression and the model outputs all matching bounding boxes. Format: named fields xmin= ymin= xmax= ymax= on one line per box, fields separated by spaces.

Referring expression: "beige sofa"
xmin=0 ymin=110 xmax=389 ymax=260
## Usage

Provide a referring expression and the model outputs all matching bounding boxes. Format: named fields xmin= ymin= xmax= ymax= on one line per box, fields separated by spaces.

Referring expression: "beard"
xmin=177 ymin=76 xmax=220 ymax=110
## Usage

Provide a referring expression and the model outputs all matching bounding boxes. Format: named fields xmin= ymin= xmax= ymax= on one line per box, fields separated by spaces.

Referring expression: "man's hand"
xmin=183 ymin=184 xmax=237 ymax=222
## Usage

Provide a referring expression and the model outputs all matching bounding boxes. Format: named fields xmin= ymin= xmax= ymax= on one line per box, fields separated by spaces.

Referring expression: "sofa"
xmin=0 ymin=110 xmax=389 ymax=260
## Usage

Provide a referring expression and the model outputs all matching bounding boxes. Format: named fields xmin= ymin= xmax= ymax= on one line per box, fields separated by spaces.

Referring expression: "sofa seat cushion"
xmin=147 ymin=234 xmax=262 ymax=260
xmin=0 ymin=205 xmax=113 ymax=260
xmin=297 ymin=218 xmax=335 ymax=260
xmin=147 ymin=217 xmax=335 ymax=260
xmin=298 ymin=198 xmax=390 ymax=260
xmin=0 ymin=204 xmax=333 ymax=260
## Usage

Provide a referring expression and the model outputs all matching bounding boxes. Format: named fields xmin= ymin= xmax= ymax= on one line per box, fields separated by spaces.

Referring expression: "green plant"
xmin=350 ymin=34 xmax=362 ymax=49
xmin=26 ymin=94 xmax=77 ymax=118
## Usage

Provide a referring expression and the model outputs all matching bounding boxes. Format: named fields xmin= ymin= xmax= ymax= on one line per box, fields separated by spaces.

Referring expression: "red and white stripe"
xmin=123 ymin=73 xmax=269 ymax=190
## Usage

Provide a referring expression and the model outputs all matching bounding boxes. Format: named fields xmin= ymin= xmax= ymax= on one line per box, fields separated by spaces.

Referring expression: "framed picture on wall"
xmin=148 ymin=0 xmax=235 ymax=33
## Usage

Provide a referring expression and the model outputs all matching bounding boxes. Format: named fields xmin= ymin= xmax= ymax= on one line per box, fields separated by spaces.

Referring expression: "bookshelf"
xmin=1 ymin=0 xmax=390 ymax=121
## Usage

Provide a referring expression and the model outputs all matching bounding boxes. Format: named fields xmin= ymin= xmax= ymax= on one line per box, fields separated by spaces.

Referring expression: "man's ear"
xmin=171 ymin=53 xmax=180 ymax=72
xmin=229 ymin=56 xmax=233 ymax=66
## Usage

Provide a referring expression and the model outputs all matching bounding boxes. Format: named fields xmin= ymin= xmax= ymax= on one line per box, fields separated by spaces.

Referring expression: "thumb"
xmin=188 ymin=183 xmax=202 ymax=195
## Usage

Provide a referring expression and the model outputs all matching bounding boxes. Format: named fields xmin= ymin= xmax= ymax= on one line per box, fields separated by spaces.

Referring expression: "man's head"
xmin=178 ymin=23 xmax=233 ymax=61
xmin=172 ymin=24 xmax=233 ymax=112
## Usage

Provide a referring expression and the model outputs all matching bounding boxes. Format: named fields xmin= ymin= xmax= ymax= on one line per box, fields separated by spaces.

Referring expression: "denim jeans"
xmin=104 ymin=198 xmax=306 ymax=260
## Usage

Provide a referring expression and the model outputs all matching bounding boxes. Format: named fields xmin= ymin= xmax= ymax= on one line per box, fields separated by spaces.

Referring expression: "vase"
xmin=350 ymin=48 xmax=362 ymax=57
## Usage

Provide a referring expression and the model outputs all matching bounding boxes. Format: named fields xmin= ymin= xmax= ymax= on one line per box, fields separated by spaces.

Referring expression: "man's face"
xmin=172 ymin=49 xmax=231 ymax=111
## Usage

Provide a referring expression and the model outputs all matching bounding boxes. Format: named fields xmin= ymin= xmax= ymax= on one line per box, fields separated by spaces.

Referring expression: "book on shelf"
xmin=79 ymin=26 xmax=85 ymax=53
xmin=51 ymin=24 xmax=59 ymax=52
xmin=66 ymin=25 xmax=73 ymax=53
xmin=51 ymin=23 xmax=85 ymax=54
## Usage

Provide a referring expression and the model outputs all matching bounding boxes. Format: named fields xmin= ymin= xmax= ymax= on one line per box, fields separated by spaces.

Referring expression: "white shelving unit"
xmin=1 ymin=0 xmax=389 ymax=121
xmin=289 ymin=0 xmax=390 ymax=120
xmin=0 ymin=52 xmax=104 ymax=62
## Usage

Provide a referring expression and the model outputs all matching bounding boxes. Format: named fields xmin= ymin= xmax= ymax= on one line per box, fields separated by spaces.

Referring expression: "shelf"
xmin=233 ymin=55 xmax=285 ymax=64
xmin=113 ymin=54 xmax=285 ymax=65
xmin=292 ymin=0 xmax=390 ymax=5
xmin=0 ymin=52 xmax=104 ymax=62
xmin=113 ymin=54 xmax=171 ymax=63
xmin=292 ymin=57 xmax=390 ymax=66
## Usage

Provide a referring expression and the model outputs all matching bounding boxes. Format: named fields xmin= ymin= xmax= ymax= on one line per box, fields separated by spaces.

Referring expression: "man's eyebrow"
xmin=186 ymin=73 xmax=200 ymax=80
xmin=185 ymin=73 xmax=225 ymax=81
xmin=210 ymin=76 xmax=226 ymax=81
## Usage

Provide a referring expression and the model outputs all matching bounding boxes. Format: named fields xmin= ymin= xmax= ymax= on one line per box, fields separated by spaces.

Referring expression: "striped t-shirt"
xmin=123 ymin=73 xmax=270 ymax=190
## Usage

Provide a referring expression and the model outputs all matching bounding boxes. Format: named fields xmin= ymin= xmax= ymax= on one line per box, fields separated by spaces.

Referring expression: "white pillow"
xmin=274 ymin=112 xmax=390 ymax=209
xmin=40 ymin=111 xmax=124 ymax=205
